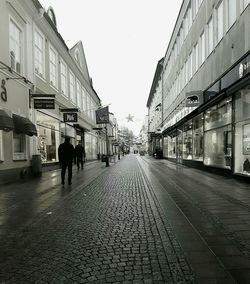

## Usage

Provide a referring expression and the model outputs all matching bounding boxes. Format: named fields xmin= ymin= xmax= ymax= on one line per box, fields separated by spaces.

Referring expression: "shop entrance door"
xmin=176 ymin=129 xmax=183 ymax=164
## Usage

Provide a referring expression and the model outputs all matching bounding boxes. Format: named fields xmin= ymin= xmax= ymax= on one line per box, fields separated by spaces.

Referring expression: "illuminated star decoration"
xmin=126 ymin=114 xmax=134 ymax=122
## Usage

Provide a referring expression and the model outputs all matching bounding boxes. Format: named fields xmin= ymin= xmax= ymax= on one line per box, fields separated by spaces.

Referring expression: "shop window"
xmin=234 ymin=89 xmax=250 ymax=175
xmin=204 ymin=125 xmax=232 ymax=168
xmin=167 ymin=133 xmax=176 ymax=158
xmin=13 ymin=133 xmax=26 ymax=160
xmin=0 ymin=131 xmax=4 ymax=161
xmin=36 ymin=111 xmax=60 ymax=163
xmin=193 ymin=114 xmax=203 ymax=161
xmin=183 ymin=121 xmax=193 ymax=159
xmin=204 ymin=98 xmax=232 ymax=131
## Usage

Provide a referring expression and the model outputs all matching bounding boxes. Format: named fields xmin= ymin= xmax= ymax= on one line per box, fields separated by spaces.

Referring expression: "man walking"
xmin=74 ymin=141 xmax=85 ymax=170
xmin=58 ymin=137 xmax=74 ymax=186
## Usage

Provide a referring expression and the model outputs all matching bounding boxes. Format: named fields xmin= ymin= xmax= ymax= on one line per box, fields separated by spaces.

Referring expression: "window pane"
xmin=217 ymin=1 xmax=224 ymax=43
xmin=228 ymin=0 xmax=237 ymax=28
xmin=208 ymin=17 xmax=214 ymax=54
xmin=204 ymin=125 xmax=232 ymax=168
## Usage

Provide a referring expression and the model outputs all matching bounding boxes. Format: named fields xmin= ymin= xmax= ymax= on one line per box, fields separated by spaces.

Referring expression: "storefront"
xmin=85 ymin=132 xmax=97 ymax=160
xmin=36 ymin=111 xmax=60 ymax=163
xmin=162 ymin=51 xmax=250 ymax=178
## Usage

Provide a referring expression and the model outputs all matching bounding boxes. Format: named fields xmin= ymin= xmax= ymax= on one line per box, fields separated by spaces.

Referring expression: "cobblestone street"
xmin=1 ymin=155 xmax=250 ymax=283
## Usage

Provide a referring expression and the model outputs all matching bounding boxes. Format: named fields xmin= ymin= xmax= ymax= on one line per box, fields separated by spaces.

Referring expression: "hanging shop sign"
xmin=34 ymin=98 xmax=55 ymax=109
xmin=1 ymin=79 xmax=7 ymax=102
xmin=185 ymin=91 xmax=203 ymax=107
xmin=96 ymin=106 xmax=109 ymax=124
xmin=63 ymin=112 xmax=78 ymax=123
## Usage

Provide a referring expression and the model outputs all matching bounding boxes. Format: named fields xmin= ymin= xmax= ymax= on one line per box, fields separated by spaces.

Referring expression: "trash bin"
xmin=31 ymin=154 xmax=42 ymax=176
xmin=101 ymin=154 xmax=107 ymax=162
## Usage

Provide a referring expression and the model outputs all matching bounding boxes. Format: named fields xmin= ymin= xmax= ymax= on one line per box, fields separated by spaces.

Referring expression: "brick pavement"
xmin=0 ymin=155 xmax=195 ymax=283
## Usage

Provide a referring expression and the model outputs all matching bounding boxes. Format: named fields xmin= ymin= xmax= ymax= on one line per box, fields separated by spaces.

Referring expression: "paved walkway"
xmin=0 ymin=155 xmax=250 ymax=282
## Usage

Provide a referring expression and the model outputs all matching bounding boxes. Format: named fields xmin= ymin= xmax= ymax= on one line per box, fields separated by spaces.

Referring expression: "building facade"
xmin=147 ymin=58 xmax=163 ymax=156
xmin=147 ymin=0 xmax=250 ymax=178
xmin=0 ymin=0 xmax=106 ymax=182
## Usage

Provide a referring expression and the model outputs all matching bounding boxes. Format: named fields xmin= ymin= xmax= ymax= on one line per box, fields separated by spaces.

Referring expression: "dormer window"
xmin=75 ymin=49 xmax=82 ymax=68
xmin=47 ymin=7 xmax=57 ymax=27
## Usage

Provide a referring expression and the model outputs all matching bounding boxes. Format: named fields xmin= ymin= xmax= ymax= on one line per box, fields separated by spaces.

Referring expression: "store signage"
xmin=34 ymin=98 xmax=55 ymax=109
xmin=1 ymin=79 xmax=7 ymax=102
xmin=63 ymin=112 xmax=78 ymax=123
xmin=221 ymin=54 xmax=250 ymax=90
xmin=185 ymin=91 xmax=203 ymax=107
xmin=96 ymin=106 xmax=109 ymax=124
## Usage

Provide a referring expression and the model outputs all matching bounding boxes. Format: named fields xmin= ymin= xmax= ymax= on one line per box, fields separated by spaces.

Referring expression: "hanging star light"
xmin=126 ymin=114 xmax=134 ymax=122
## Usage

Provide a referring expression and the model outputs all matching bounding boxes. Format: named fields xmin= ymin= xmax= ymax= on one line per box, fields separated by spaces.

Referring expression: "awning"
xmin=13 ymin=114 xmax=37 ymax=136
xmin=0 ymin=110 xmax=14 ymax=131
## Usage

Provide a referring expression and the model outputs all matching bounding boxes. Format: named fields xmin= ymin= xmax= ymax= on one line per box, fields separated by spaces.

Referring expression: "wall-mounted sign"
xmin=96 ymin=106 xmax=109 ymax=124
xmin=1 ymin=79 xmax=7 ymax=102
xmin=185 ymin=91 xmax=203 ymax=107
xmin=63 ymin=112 xmax=78 ymax=123
xmin=34 ymin=98 xmax=55 ymax=109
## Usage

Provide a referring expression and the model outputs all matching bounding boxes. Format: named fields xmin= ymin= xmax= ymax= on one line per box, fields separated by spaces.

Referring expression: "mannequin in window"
xmin=243 ymin=157 xmax=250 ymax=173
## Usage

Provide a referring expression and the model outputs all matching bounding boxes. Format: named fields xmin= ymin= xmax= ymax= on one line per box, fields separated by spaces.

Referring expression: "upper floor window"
xmin=49 ymin=45 xmax=58 ymax=88
xmin=75 ymin=49 xmax=82 ymax=68
xmin=207 ymin=17 xmax=214 ymax=55
xmin=76 ymin=80 xmax=81 ymax=109
xmin=82 ymin=87 xmax=87 ymax=111
xmin=216 ymin=1 xmax=224 ymax=44
xmin=9 ymin=20 xmax=22 ymax=74
xmin=34 ymin=29 xmax=45 ymax=78
xmin=228 ymin=0 xmax=237 ymax=29
xmin=69 ymin=70 xmax=76 ymax=103
xmin=60 ymin=60 xmax=67 ymax=97
xmin=200 ymin=31 xmax=206 ymax=64
xmin=243 ymin=0 xmax=250 ymax=9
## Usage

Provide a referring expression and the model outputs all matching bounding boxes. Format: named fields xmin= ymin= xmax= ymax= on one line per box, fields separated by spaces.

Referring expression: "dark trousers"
xmin=61 ymin=162 xmax=72 ymax=184
xmin=76 ymin=156 xmax=84 ymax=169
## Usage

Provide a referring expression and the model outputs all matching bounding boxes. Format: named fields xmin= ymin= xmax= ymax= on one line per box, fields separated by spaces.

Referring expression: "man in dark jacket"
xmin=58 ymin=137 xmax=74 ymax=185
xmin=74 ymin=142 xmax=86 ymax=170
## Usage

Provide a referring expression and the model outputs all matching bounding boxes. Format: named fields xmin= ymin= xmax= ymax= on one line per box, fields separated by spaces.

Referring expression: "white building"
xmin=148 ymin=0 xmax=250 ymax=178
xmin=0 ymin=0 xmax=106 ymax=183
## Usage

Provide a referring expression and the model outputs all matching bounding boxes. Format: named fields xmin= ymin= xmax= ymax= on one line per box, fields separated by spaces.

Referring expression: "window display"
xmin=193 ymin=114 xmax=203 ymax=161
xmin=183 ymin=120 xmax=193 ymax=159
xmin=36 ymin=111 xmax=60 ymax=163
xmin=234 ymin=89 xmax=250 ymax=175
xmin=0 ymin=131 xmax=3 ymax=161
xmin=167 ymin=132 xmax=176 ymax=158
xmin=204 ymin=125 xmax=232 ymax=168
xmin=13 ymin=132 xmax=26 ymax=160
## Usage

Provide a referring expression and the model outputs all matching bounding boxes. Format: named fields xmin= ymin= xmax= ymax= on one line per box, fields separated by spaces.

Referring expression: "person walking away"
xmin=74 ymin=142 xmax=85 ymax=170
xmin=58 ymin=137 xmax=74 ymax=185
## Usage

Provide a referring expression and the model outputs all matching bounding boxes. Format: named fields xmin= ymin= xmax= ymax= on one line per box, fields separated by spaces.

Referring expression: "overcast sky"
xmin=39 ymin=0 xmax=183 ymax=136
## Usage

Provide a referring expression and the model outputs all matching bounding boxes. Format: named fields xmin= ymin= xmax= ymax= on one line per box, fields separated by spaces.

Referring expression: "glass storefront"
xmin=167 ymin=132 xmax=176 ymax=158
xmin=183 ymin=120 xmax=193 ymax=160
xmin=234 ymin=88 xmax=250 ymax=175
xmin=204 ymin=98 xmax=232 ymax=168
xmin=193 ymin=114 xmax=203 ymax=161
xmin=36 ymin=111 xmax=60 ymax=163
xmin=85 ymin=132 xmax=97 ymax=160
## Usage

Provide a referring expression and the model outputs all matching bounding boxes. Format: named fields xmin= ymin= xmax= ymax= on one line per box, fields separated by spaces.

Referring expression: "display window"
xmin=167 ymin=132 xmax=176 ymax=158
xmin=204 ymin=125 xmax=232 ymax=168
xmin=13 ymin=132 xmax=26 ymax=160
xmin=193 ymin=114 xmax=203 ymax=161
xmin=85 ymin=133 xmax=97 ymax=160
xmin=163 ymin=136 xmax=168 ymax=157
xmin=176 ymin=127 xmax=183 ymax=163
xmin=183 ymin=120 xmax=193 ymax=160
xmin=36 ymin=111 xmax=60 ymax=163
xmin=204 ymin=98 xmax=232 ymax=131
xmin=234 ymin=89 xmax=250 ymax=175
xmin=0 ymin=131 xmax=4 ymax=161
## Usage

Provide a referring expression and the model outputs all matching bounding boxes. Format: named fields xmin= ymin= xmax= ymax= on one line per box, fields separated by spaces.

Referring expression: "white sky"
xmin=39 ymin=0 xmax=183 ymax=136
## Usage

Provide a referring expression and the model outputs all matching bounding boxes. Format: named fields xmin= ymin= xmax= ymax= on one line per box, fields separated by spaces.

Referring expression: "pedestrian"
xmin=58 ymin=136 xmax=74 ymax=186
xmin=74 ymin=141 xmax=86 ymax=170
